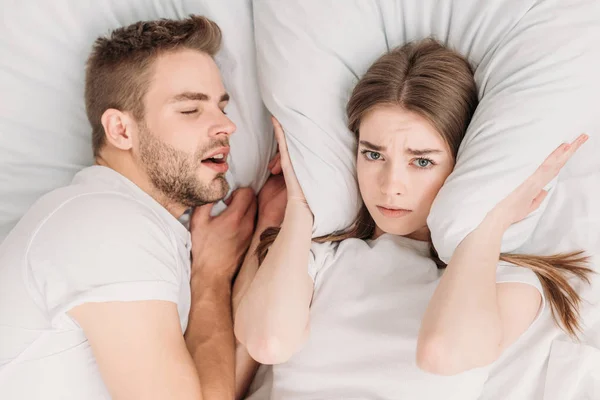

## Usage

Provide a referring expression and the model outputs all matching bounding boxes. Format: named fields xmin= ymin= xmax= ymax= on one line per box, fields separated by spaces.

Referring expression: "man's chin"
xmin=214 ymin=175 xmax=230 ymax=196
xmin=168 ymin=176 xmax=230 ymax=208
xmin=199 ymin=176 xmax=229 ymax=204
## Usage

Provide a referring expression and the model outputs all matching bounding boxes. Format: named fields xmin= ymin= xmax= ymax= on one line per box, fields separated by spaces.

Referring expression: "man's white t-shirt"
xmin=246 ymin=234 xmax=545 ymax=400
xmin=0 ymin=166 xmax=192 ymax=399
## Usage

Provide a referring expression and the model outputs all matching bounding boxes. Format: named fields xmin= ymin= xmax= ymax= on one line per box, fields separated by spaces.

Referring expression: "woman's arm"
xmin=232 ymin=218 xmax=309 ymax=399
xmin=416 ymin=214 xmax=541 ymax=375
xmin=234 ymin=118 xmax=315 ymax=366
xmin=235 ymin=202 xmax=313 ymax=365
xmin=231 ymin=175 xmax=294 ymax=398
xmin=418 ymin=134 xmax=587 ymax=375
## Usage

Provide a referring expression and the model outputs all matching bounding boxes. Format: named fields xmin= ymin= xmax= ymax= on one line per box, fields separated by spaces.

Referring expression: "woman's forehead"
xmin=359 ymin=106 xmax=447 ymax=150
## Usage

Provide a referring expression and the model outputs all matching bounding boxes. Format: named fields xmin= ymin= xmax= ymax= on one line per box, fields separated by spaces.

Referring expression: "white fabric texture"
xmin=543 ymin=340 xmax=600 ymax=400
xmin=307 ymin=241 xmax=338 ymax=282
xmin=253 ymin=0 xmax=600 ymax=261
xmin=0 ymin=0 xmax=273 ymax=242
xmin=0 ymin=166 xmax=193 ymax=399
xmin=245 ymin=234 xmax=545 ymax=400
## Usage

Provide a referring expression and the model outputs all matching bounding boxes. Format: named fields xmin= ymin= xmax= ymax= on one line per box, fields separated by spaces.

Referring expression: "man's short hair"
xmin=85 ymin=15 xmax=222 ymax=156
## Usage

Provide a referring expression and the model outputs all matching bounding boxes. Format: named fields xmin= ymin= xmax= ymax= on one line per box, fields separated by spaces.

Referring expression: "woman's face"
xmin=356 ymin=105 xmax=455 ymax=241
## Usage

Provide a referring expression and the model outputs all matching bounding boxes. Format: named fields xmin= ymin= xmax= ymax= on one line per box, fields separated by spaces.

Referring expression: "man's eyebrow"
xmin=170 ymin=92 xmax=209 ymax=102
xmin=169 ymin=92 xmax=230 ymax=103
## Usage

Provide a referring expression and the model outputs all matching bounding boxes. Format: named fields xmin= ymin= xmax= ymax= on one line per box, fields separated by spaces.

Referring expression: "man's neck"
xmin=95 ymin=154 xmax=187 ymax=219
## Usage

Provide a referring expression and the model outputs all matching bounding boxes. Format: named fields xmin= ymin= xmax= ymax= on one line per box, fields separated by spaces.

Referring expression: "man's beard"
xmin=138 ymin=123 xmax=229 ymax=208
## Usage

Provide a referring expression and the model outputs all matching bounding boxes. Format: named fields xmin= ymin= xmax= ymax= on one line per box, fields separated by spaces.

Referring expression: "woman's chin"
xmin=374 ymin=221 xmax=429 ymax=241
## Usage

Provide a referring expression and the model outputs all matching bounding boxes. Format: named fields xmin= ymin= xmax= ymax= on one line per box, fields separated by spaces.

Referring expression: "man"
xmin=0 ymin=15 xmax=267 ymax=399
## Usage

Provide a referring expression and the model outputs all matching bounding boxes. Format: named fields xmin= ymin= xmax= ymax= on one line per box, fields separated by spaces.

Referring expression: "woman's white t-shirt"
xmin=0 ymin=166 xmax=192 ymax=399
xmin=246 ymin=234 xmax=545 ymax=400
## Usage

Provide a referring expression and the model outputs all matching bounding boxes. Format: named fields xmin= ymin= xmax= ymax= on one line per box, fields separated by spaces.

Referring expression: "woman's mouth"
xmin=376 ymin=206 xmax=412 ymax=218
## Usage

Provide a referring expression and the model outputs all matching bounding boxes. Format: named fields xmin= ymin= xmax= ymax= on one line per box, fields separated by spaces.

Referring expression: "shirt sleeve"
xmin=307 ymin=241 xmax=339 ymax=283
xmin=496 ymin=260 xmax=546 ymax=321
xmin=25 ymin=193 xmax=183 ymax=329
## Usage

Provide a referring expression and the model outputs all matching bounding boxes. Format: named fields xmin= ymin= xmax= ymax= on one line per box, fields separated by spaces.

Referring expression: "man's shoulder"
xmin=30 ymin=166 xmax=164 ymax=229
xmin=19 ymin=189 xmax=179 ymax=275
xmin=10 ymin=167 xmax=178 ymax=259
xmin=26 ymin=186 xmax=169 ymax=246
xmin=63 ymin=191 xmax=164 ymax=229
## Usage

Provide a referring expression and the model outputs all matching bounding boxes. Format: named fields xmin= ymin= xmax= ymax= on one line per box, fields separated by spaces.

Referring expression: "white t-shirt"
xmin=246 ymin=234 xmax=545 ymax=400
xmin=0 ymin=166 xmax=192 ymax=400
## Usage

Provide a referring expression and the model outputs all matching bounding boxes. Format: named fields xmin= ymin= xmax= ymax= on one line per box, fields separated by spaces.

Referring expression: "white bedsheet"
xmin=544 ymin=340 xmax=600 ymax=400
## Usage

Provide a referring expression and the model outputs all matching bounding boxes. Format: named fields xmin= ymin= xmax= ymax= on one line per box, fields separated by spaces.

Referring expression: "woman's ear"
xmin=100 ymin=109 xmax=135 ymax=151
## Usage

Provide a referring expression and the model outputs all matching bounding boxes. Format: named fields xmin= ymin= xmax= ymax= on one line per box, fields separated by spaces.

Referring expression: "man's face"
xmin=134 ymin=49 xmax=236 ymax=208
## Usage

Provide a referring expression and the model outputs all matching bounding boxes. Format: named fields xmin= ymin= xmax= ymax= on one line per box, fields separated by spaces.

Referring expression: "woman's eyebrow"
xmin=359 ymin=140 xmax=385 ymax=151
xmin=406 ymin=148 xmax=443 ymax=156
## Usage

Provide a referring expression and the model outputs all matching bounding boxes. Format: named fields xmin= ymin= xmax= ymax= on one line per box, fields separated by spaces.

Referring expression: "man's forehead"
xmin=147 ymin=51 xmax=227 ymax=102
xmin=155 ymin=48 xmax=216 ymax=70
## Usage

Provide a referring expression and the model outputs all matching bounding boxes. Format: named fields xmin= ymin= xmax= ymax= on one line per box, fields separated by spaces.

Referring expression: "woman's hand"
xmin=233 ymin=118 xmax=315 ymax=365
xmin=257 ymin=117 xmax=313 ymax=228
xmin=488 ymin=134 xmax=588 ymax=230
xmin=258 ymin=173 xmax=287 ymax=228
xmin=270 ymin=117 xmax=310 ymax=211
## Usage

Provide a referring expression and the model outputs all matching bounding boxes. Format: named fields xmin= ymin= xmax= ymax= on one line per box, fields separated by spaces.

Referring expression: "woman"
xmin=232 ymin=39 xmax=591 ymax=399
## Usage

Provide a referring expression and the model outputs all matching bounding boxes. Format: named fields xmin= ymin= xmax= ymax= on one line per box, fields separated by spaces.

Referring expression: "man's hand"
xmin=184 ymin=188 xmax=257 ymax=400
xmin=189 ymin=187 xmax=257 ymax=284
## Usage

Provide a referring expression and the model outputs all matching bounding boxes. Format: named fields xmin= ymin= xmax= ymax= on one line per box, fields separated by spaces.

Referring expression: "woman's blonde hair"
xmin=258 ymin=38 xmax=592 ymax=337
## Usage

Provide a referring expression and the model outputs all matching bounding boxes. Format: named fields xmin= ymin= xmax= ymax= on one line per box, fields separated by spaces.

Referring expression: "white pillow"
xmin=0 ymin=0 xmax=273 ymax=241
xmin=254 ymin=0 xmax=600 ymax=261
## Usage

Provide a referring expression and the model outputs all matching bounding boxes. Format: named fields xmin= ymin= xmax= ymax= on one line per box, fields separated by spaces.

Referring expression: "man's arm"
xmin=184 ymin=187 xmax=258 ymax=399
xmin=70 ymin=301 xmax=203 ymax=400
xmin=69 ymin=189 xmax=256 ymax=400
xmin=185 ymin=273 xmax=236 ymax=399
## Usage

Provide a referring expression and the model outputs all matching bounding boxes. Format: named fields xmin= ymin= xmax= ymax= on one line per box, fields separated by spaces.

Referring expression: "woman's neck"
xmin=372 ymin=225 xmax=431 ymax=242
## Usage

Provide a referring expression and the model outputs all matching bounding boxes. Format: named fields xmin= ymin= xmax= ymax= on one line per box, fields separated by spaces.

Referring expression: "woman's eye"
xmin=414 ymin=158 xmax=433 ymax=168
xmin=181 ymin=109 xmax=198 ymax=115
xmin=365 ymin=151 xmax=382 ymax=161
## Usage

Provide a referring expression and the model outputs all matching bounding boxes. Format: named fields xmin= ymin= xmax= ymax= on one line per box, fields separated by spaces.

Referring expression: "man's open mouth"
xmin=201 ymin=153 xmax=227 ymax=164
xmin=201 ymin=147 xmax=230 ymax=173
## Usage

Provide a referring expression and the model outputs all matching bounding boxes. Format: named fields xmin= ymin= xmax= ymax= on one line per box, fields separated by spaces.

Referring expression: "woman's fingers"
xmin=524 ymin=134 xmax=588 ymax=197
xmin=270 ymin=116 xmax=306 ymax=201
xmin=269 ymin=153 xmax=282 ymax=175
